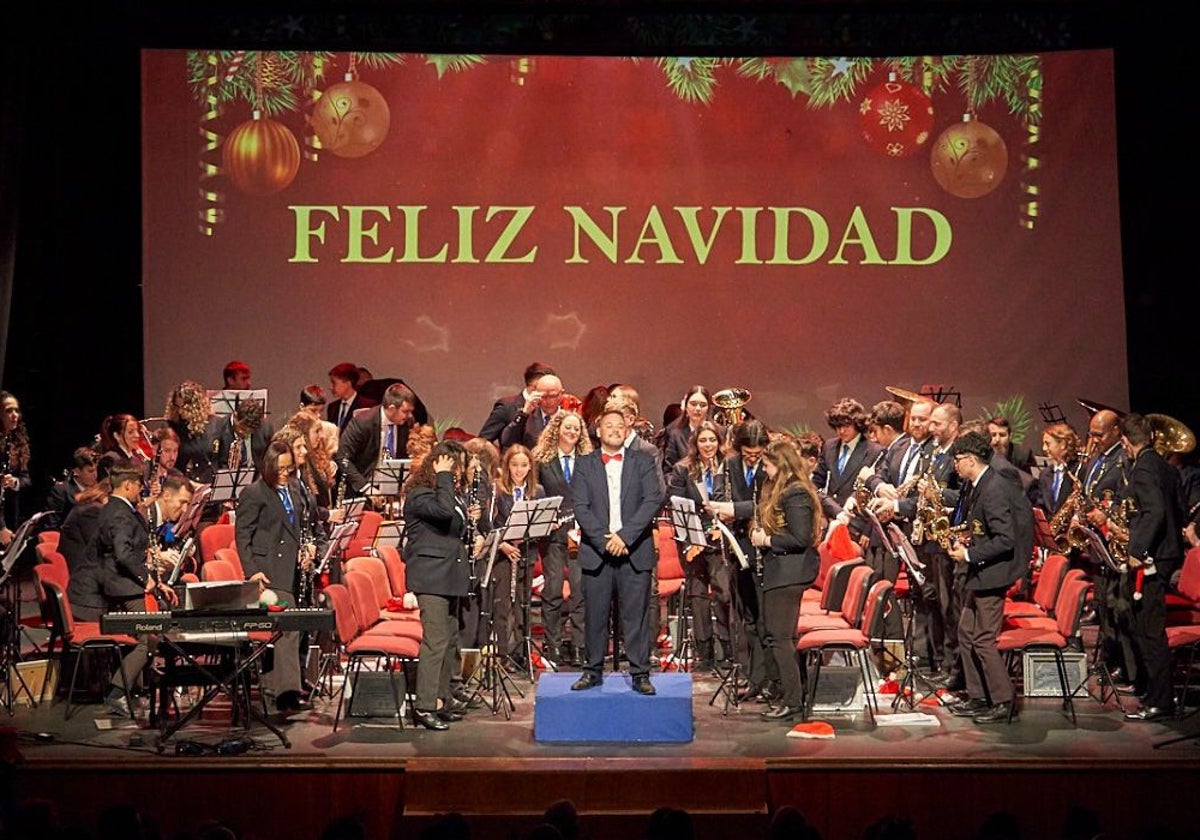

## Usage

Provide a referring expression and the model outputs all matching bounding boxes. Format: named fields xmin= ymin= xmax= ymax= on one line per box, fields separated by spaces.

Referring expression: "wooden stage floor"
xmin=8 ymin=649 xmax=1200 ymax=840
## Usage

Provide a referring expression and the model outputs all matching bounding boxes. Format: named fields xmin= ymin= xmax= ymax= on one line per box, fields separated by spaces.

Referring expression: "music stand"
xmin=208 ymin=388 xmax=269 ymax=417
xmin=1 ymin=512 xmax=48 ymax=712
xmin=504 ymin=496 xmax=564 ymax=681
xmin=663 ymin=495 xmax=707 ymax=675
xmin=336 ymin=497 xmax=368 ymax=526
xmin=373 ymin=520 xmax=405 ymax=554
xmin=464 ymin=529 xmax=524 ymax=718
xmin=1077 ymin=525 xmax=1126 ymax=709
xmin=367 ymin=459 xmax=411 ymax=498
xmin=210 ymin=468 xmax=254 ymax=506
xmin=173 ymin=484 xmax=213 ymax=540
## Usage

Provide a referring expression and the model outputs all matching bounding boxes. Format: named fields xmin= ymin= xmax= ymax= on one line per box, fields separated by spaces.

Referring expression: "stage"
xmin=8 ymin=643 xmax=1200 ymax=840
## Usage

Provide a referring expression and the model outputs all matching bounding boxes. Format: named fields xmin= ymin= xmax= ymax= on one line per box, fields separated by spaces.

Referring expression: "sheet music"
xmin=208 ymin=388 xmax=269 ymax=417
xmin=666 ymin=495 xmax=709 ymax=549
xmin=497 ymin=496 xmax=563 ymax=542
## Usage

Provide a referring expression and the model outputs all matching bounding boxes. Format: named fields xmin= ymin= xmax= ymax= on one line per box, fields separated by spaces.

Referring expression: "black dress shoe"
xmin=412 ymin=708 xmax=450 ymax=731
xmin=1124 ymin=705 xmax=1176 ymax=722
xmin=453 ymin=687 xmax=484 ymax=709
xmin=445 ymin=697 xmax=470 ymax=715
xmin=436 ymin=706 xmax=465 ymax=722
xmin=571 ymin=672 xmax=602 ymax=691
xmin=929 ymin=672 xmax=965 ymax=692
xmin=974 ymin=702 xmax=1016 ymax=724
xmin=543 ymin=644 xmax=563 ymax=663
xmin=761 ymin=704 xmax=803 ymax=721
xmin=632 ymin=676 xmax=656 ymax=696
xmin=759 ymin=682 xmax=783 ymax=705
xmin=949 ymin=697 xmax=990 ymax=717
xmin=736 ymin=684 xmax=764 ymax=704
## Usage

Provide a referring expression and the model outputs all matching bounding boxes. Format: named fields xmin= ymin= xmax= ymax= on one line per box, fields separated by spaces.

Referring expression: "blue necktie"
xmin=1087 ymin=457 xmax=1103 ymax=491
xmin=514 ymin=486 xmax=523 ymax=502
xmin=278 ymin=487 xmax=295 ymax=524
xmin=562 ymin=456 xmax=572 ymax=483
xmin=705 ymin=470 xmax=713 ymax=496
xmin=1051 ymin=467 xmax=1063 ymax=503
xmin=837 ymin=444 xmax=850 ymax=473
xmin=899 ymin=440 xmax=918 ymax=482
xmin=745 ymin=465 xmax=754 ymax=487
xmin=384 ymin=424 xmax=395 ymax=457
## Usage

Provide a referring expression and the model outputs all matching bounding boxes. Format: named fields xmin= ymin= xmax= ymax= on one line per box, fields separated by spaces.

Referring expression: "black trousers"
xmin=959 ymin=585 xmax=1013 ymax=705
xmin=761 ymin=583 xmax=805 ymax=708
xmin=1130 ymin=571 xmax=1172 ymax=709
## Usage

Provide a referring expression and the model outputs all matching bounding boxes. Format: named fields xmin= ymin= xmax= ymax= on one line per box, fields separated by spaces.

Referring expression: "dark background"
xmin=1 ymin=1 xmax=1192 ymax=507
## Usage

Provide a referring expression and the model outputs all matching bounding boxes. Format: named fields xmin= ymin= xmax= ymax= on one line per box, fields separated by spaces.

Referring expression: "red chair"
xmin=346 ymin=510 xmax=383 ymax=558
xmin=344 ymin=569 xmax=422 ymax=640
xmin=200 ymin=558 xmax=239 ymax=582
xmin=376 ymin=545 xmax=408 ymax=600
xmin=35 ymin=546 xmax=70 ymax=581
xmin=997 ymin=576 xmax=1092 ymax=724
xmin=199 ymin=523 xmax=235 ymax=565
xmin=796 ymin=579 xmax=893 ymax=726
xmin=1004 ymin=569 xmax=1087 ymax=632
xmin=344 ymin=555 xmax=421 ymax=623
xmin=800 ymin=557 xmax=865 ymax=617
xmin=324 ymin=581 xmax=421 ymax=731
xmin=1166 ymin=547 xmax=1200 ymax=626
xmin=213 ymin=546 xmax=245 ymax=581
xmin=37 ymin=530 xmax=61 ymax=549
xmin=33 ymin=572 xmax=138 ymax=719
xmin=1003 ymin=552 xmax=1070 ymax=620
xmin=798 ymin=564 xmax=876 ymax=633
xmin=656 ymin=520 xmax=686 ymax=607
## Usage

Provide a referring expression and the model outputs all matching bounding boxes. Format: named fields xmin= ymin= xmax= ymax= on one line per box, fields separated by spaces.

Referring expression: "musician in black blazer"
xmin=327 ymin=362 xmax=379 ymax=432
xmin=236 ymin=441 xmax=318 ymax=713
xmin=811 ymin=397 xmax=883 ymax=549
xmin=478 ymin=362 xmax=556 ymax=445
xmin=1033 ymin=423 xmax=1081 ymax=517
xmin=98 ymin=462 xmax=190 ymax=717
xmin=335 ymin=384 xmax=416 ymax=496
xmin=750 ymin=440 xmax=824 ymax=721
xmin=403 ymin=440 xmax=473 ymax=729
xmin=1116 ymin=414 xmax=1185 ymax=721
xmin=500 ymin=373 xmax=564 ymax=451
xmin=44 ymin=447 xmax=99 ymax=530
xmin=213 ymin=399 xmax=274 ymax=476
xmin=570 ymin=409 xmax=664 ymax=695
xmin=945 ymin=431 xmax=1033 ymax=723
xmin=658 ymin=386 xmax=714 ymax=477
xmin=531 ymin=409 xmax=592 ymax=665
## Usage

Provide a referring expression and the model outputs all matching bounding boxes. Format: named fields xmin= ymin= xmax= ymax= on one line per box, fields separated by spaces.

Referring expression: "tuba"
xmin=712 ymin=388 xmax=752 ymax=425
xmin=1147 ymin=413 xmax=1196 ymax=456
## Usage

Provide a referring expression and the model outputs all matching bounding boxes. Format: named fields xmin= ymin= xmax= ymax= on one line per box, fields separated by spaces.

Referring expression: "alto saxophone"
xmin=911 ymin=460 xmax=946 ymax=546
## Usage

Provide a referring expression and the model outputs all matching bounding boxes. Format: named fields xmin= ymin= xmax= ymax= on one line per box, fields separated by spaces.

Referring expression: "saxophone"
xmin=911 ymin=460 xmax=947 ymax=546
xmin=1049 ymin=478 xmax=1090 ymax=553
xmin=144 ymin=532 xmax=166 ymax=611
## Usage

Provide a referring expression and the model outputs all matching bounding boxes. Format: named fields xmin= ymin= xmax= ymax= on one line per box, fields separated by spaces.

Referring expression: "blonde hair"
xmin=532 ymin=410 xmax=593 ymax=463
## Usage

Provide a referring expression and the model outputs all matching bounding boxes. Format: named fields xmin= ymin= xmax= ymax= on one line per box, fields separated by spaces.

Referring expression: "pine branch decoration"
xmin=657 ymin=57 xmax=721 ymax=105
xmin=424 ymin=54 xmax=486 ymax=79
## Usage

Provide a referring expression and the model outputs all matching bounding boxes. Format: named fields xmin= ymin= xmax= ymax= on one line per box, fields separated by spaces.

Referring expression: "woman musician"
xmin=749 ymin=439 xmax=825 ymax=721
xmin=532 ymin=409 xmax=592 ymax=666
xmin=666 ymin=421 xmax=734 ymax=671
xmin=1035 ymin=422 xmax=1082 ymax=519
xmin=489 ymin=444 xmax=545 ymax=671
xmin=235 ymin=441 xmax=320 ymax=714
xmin=402 ymin=440 xmax=474 ymax=730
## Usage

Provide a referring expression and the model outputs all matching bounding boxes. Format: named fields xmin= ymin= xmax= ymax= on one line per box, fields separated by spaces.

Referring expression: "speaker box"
xmin=346 ymin=670 xmax=407 ymax=718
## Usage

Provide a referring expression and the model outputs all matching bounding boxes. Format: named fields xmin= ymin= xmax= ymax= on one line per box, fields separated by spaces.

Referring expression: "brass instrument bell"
xmin=1076 ymin=397 xmax=1126 ymax=418
xmin=1147 ymin=413 xmax=1196 ymax=455
xmin=712 ymin=388 xmax=752 ymax=425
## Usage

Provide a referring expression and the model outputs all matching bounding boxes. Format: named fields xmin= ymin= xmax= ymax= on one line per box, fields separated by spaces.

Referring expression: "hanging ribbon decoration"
xmin=196 ymin=51 xmax=225 ymax=236
xmin=302 ymin=52 xmax=325 ymax=163
xmin=920 ymin=55 xmax=934 ymax=96
xmin=1019 ymin=61 xmax=1042 ymax=230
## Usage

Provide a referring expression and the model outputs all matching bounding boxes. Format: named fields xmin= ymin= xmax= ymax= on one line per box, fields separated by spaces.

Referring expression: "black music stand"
xmin=208 ymin=388 xmax=269 ymax=417
xmin=210 ymin=467 xmax=253 ymax=507
xmin=510 ymin=497 xmax=565 ymax=680
xmin=367 ymin=460 xmax=410 ymax=498
xmin=373 ymin=521 xmax=405 ymax=555
xmin=173 ymin=484 xmax=213 ymax=540
xmin=463 ymin=529 xmax=522 ymax=718
xmin=1 ymin=512 xmax=48 ymax=713
xmin=663 ymin=495 xmax=707 ymax=675
xmin=1077 ymin=525 xmax=1126 ymax=709
xmin=313 ymin=522 xmax=359 ymax=699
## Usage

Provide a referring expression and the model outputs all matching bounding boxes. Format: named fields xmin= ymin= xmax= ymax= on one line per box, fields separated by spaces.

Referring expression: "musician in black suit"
xmin=922 ymin=402 xmax=966 ymax=687
xmin=858 ymin=401 xmax=912 ymax=638
xmin=811 ymin=397 xmax=883 ymax=551
xmin=708 ymin=420 xmax=776 ymax=702
xmin=1034 ymin=423 xmax=1081 ymax=517
xmin=945 ymin=431 xmax=1033 ymax=724
xmin=1116 ymin=414 xmax=1186 ymax=721
xmin=570 ymin=409 xmax=664 ymax=695
xmin=500 ymin=373 xmax=564 ymax=451
xmin=666 ymin=421 xmax=733 ymax=671
xmin=98 ymin=462 xmax=190 ymax=717
xmin=1080 ymin=408 xmax=1134 ymax=686
xmin=336 ymin=384 xmax=416 ymax=496
xmin=44 ymin=447 xmax=99 ymax=530
xmin=235 ymin=441 xmax=319 ymax=714
xmin=988 ymin=416 xmax=1036 ymax=472
xmin=213 ymin=398 xmax=273 ymax=478
xmin=63 ymin=482 xmax=112 ymax=621
xmin=403 ymin=440 xmax=474 ymax=730
xmin=163 ymin=381 xmax=225 ymax=485
xmin=531 ymin=409 xmax=592 ymax=666
xmin=327 ymin=362 xmax=379 ymax=433
xmin=750 ymin=439 xmax=825 ymax=721
xmin=658 ymin=386 xmax=714 ymax=477
xmin=0 ymin=391 xmax=32 ymax=547
xmin=478 ymin=361 xmax=556 ymax=446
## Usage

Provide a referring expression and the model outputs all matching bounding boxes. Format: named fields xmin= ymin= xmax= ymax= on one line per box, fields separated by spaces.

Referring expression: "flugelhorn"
xmin=713 ymin=388 xmax=752 ymax=425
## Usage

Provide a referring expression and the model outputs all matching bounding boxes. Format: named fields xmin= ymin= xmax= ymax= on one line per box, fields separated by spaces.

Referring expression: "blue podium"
xmin=533 ymin=672 xmax=694 ymax=743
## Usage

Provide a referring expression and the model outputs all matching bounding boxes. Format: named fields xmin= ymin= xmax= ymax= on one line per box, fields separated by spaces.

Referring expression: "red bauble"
xmin=308 ymin=78 xmax=391 ymax=159
xmin=930 ymin=116 xmax=1009 ymax=199
xmin=222 ymin=113 xmax=301 ymax=196
xmin=859 ymin=77 xmax=934 ymax=158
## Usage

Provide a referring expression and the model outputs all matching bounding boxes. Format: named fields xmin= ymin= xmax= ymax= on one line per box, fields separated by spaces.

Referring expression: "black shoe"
xmin=761 ymin=704 xmax=803 ymax=721
xmin=632 ymin=676 xmax=656 ymax=696
xmin=571 ymin=672 xmax=602 ymax=691
xmin=105 ymin=694 xmax=132 ymax=718
xmin=1124 ymin=705 xmax=1176 ymax=722
xmin=446 ymin=697 xmax=470 ymax=715
xmin=452 ymin=686 xmax=484 ymax=709
xmin=570 ymin=647 xmax=587 ymax=668
xmin=930 ymin=672 xmax=966 ymax=692
xmin=973 ymin=702 xmax=1016 ymax=724
xmin=275 ymin=690 xmax=312 ymax=713
xmin=412 ymin=708 xmax=450 ymax=731
xmin=543 ymin=644 xmax=563 ymax=663
xmin=736 ymin=684 xmax=764 ymax=704
xmin=949 ymin=697 xmax=990 ymax=717
xmin=436 ymin=706 xmax=465 ymax=722
xmin=759 ymin=682 xmax=783 ymax=705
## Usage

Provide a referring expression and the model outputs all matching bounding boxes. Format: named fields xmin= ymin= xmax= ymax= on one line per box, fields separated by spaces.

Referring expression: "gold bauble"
xmin=222 ymin=113 xmax=301 ymax=196
xmin=308 ymin=79 xmax=391 ymax=159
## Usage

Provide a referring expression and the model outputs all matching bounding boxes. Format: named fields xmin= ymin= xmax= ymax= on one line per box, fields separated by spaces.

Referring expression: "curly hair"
xmin=0 ymin=391 xmax=30 ymax=471
xmin=403 ymin=440 xmax=467 ymax=493
xmin=532 ymin=410 xmax=593 ymax=463
xmin=825 ymin=397 xmax=869 ymax=433
xmin=165 ymin=380 xmax=213 ymax=438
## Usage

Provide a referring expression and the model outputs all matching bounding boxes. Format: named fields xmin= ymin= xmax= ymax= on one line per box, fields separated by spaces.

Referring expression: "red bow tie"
xmin=601 ymin=452 xmax=623 ymax=464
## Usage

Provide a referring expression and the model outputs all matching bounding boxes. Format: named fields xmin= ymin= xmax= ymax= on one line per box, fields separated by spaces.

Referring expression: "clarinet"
xmin=464 ymin=456 xmax=483 ymax=584
xmin=297 ymin=490 xmax=317 ymax=606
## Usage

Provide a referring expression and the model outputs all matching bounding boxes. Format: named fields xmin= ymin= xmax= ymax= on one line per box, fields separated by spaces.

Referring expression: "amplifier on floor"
xmin=346 ymin=670 xmax=407 ymax=719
